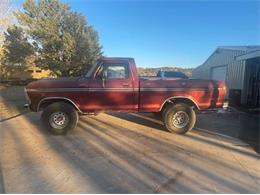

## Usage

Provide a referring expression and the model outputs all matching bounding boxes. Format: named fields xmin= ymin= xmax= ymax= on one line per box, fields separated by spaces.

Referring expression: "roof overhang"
xmin=235 ymin=50 xmax=260 ymax=61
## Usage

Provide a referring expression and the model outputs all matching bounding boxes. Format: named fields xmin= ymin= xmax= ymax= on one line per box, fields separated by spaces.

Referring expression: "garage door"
xmin=211 ymin=66 xmax=227 ymax=81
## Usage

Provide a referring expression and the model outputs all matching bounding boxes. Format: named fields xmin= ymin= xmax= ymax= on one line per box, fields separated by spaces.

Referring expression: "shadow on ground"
xmin=1 ymin=109 xmax=259 ymax=193
xmin=196 ymin=112 xmax=259 ymax=153
xmin=0 ymin=85 xmax=27 ymax=121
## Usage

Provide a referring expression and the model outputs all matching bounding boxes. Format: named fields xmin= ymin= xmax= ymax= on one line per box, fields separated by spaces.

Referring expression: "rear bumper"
xmin=198 ymin=102 xmax=228 ymax=114
xmin=198 ymin=108 xmax=224 ymax=114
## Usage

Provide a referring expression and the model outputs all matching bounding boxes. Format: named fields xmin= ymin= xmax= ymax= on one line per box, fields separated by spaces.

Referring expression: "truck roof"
xmin=99 ymin=57 xmax=135 ymax=61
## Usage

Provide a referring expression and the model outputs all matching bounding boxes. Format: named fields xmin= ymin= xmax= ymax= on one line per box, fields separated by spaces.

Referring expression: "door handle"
xmin=122 ymin=83 xmax=130 ymax=86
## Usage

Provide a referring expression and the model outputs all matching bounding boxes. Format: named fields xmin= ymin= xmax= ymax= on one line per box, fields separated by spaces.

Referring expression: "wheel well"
xmin=161 ymin=97 xmax=199 ymax=112
xmin=38 ymin=98 xmax=80 ymax=112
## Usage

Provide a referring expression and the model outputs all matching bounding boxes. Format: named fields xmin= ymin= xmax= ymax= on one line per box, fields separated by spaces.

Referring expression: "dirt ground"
xmin=0 ymin=85 xmax=259 ymax=193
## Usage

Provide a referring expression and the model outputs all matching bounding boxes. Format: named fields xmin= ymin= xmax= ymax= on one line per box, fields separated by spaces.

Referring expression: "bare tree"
xmin=0 ymin=0 xmax=15 ymax=46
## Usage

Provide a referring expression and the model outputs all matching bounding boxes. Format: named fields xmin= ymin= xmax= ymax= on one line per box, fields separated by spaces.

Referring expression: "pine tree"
xmin=2 ymin=25 xmax=34 ymax=66
xmin=13 ymin=0 xmax=102 ymax=77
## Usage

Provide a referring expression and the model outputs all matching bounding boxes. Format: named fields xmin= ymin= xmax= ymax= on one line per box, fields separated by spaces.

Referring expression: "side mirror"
xmin=97 ymin=74 xmax=103 ymax=80
xmin=97 ymin=73 xmax=106 ymax=88
xmin=101 ymin=75 xmax=105 ymax=88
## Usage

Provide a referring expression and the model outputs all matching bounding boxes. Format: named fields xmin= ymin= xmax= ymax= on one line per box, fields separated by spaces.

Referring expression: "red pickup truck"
xmin=24 ymin=57 xmax=226 ymax=135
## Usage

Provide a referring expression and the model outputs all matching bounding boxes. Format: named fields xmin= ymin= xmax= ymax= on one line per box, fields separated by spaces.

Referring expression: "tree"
xmin=2 ymin=25 xmax=34 ymax=66
xmin=0 ymin=25 xmax=35 ymax=80
xmin=14 ymin=0 xmax=102 ymax=77
xmin=0 ymin=0 xmax=16 ymax=46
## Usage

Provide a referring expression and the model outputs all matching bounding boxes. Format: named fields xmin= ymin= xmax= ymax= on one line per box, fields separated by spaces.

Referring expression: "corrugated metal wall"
xmin=192 ymin=49 xmax=246 ymax=90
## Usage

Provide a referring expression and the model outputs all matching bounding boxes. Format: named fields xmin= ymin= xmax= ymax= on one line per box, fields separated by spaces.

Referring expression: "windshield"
xmin=85 ymin=62 xmax=98 ymax=78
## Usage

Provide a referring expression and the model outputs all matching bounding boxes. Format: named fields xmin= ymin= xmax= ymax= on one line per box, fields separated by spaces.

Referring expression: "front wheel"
xmin=41 ymin=102 xmax=78 ymax=135
xmin=163 ymin=103 xmax=196 ymax=134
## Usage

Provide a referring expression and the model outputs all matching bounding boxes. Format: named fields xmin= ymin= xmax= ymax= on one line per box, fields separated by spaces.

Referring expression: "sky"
xmin=14 ymin=0 xmax=260 ymax=68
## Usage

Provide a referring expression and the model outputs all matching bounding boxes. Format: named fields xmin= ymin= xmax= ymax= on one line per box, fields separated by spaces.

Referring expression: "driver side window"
xmin=97 ymin=64 xmax=128 ymax=79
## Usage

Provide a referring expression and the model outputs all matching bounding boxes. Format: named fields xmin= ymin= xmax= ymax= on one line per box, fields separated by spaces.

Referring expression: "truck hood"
xmin=26 ymin=77 xmax=84 ymax=89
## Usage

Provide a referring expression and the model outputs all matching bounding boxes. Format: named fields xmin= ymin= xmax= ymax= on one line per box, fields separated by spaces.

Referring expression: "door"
xmin=211 ymin=66 xmax=227 ymax=81
xmin=247 ymin=59 xmax=260 ymax=108
xmin=86 ymin=62 xmax=136 ymax=111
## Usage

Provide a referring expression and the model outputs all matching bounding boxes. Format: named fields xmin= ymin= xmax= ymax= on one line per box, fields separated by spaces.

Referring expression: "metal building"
xmin=192 ymin=46 xmax=260 ymax=108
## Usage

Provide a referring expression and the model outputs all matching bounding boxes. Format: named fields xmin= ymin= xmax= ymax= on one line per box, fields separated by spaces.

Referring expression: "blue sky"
xmin=15 ymin=0 xmax=260 ymax=68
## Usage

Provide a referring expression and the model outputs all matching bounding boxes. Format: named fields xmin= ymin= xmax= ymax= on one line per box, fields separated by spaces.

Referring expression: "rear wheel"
xmin=163 ymin=103 xmax=196 ymax=134
xmin=41 ymin=102 xmax=78 ymax=135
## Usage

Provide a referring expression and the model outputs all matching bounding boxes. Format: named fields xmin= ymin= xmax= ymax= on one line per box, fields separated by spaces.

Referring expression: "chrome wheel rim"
xmin=49 ymin=111 xmax=69 ymax=129
xmin=172 ymin=111 xmax=189 ymax=128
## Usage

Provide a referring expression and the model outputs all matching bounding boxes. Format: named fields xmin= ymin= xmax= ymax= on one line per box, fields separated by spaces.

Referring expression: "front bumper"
xmin=24 ymin=103 xmax=30 ymax=108
xmin=24 ymin=87 xmax=32 ymax=110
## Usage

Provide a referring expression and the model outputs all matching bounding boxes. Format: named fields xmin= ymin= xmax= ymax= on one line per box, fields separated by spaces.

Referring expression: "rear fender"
xmin=160 ymin=96 xmax=200 ymax=112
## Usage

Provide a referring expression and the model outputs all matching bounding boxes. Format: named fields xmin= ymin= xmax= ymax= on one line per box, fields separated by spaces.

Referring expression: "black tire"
xmin=41 ymin=102 xmax=78 ymax=135
xmin=163 ymin=103 xmax=196 ymax=134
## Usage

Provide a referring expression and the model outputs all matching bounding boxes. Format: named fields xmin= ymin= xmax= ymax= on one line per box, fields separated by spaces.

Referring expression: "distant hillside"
xmin=137 ymin=67 xmax=193 ymax=77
